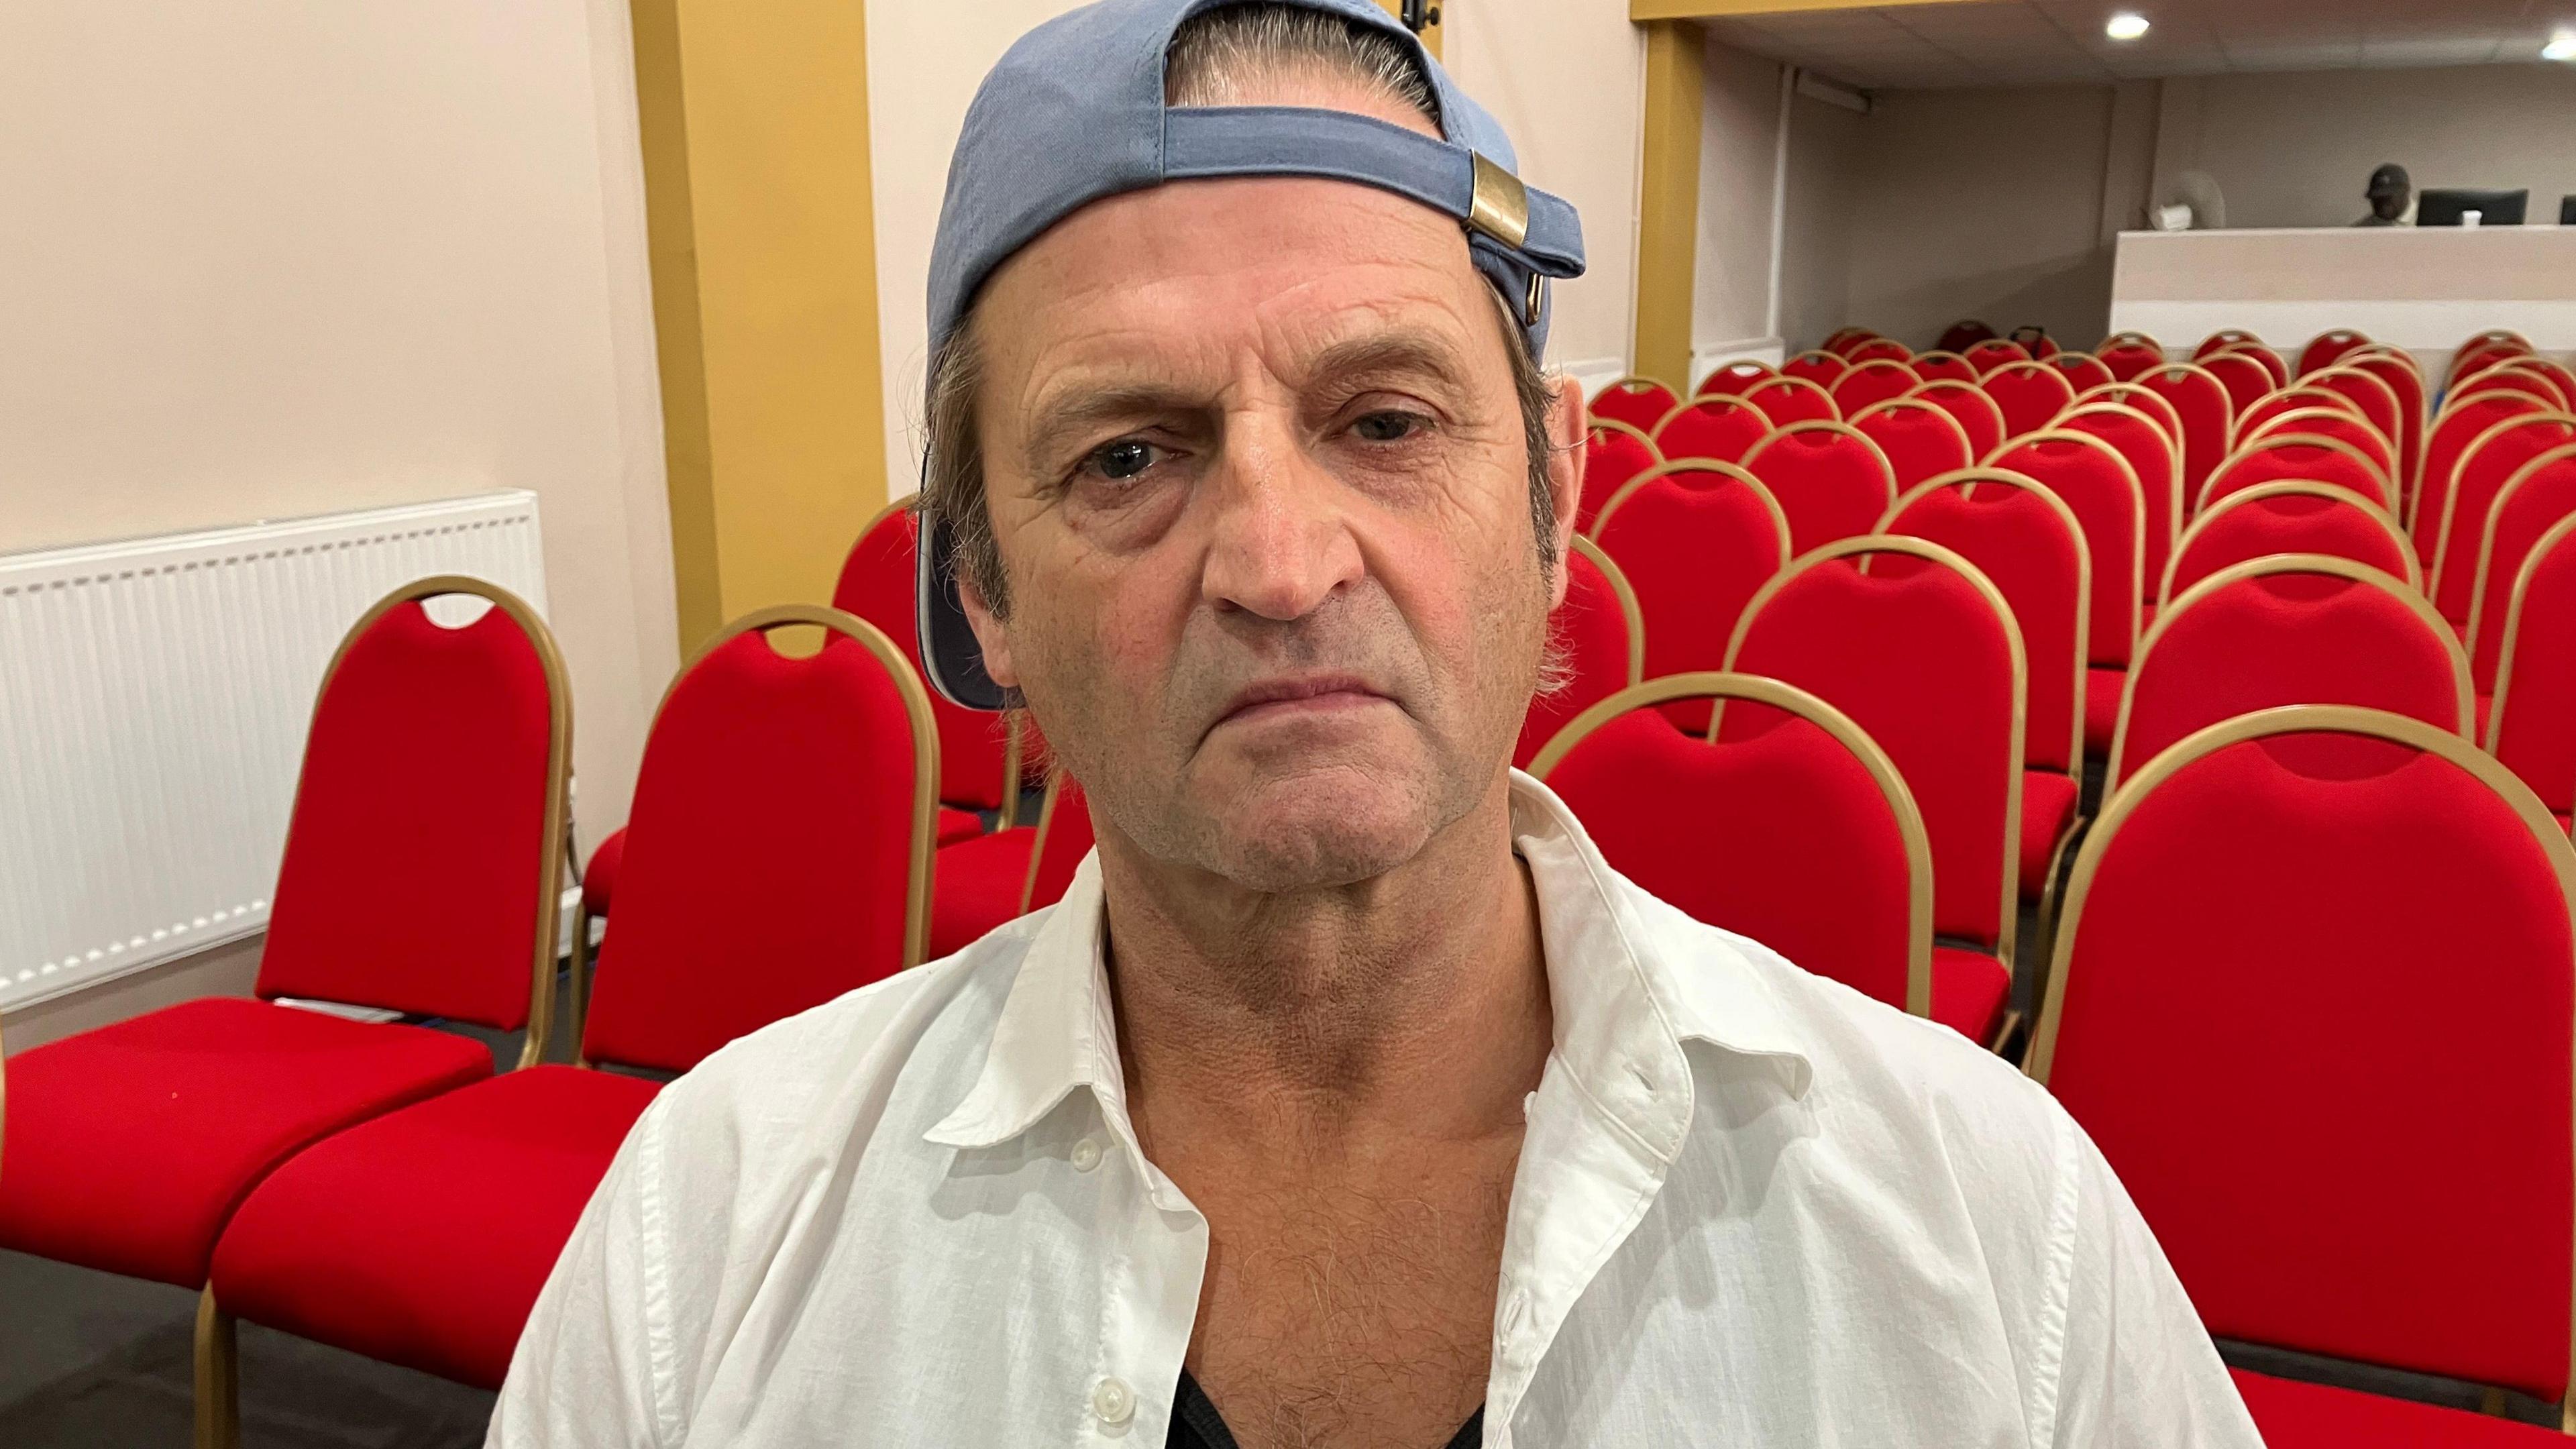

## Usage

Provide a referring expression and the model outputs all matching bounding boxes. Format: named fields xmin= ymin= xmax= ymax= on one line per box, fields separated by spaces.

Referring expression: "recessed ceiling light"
xmin=2544 ymin=32 xmax=2576 ymax=61
xmin=2106 ymin=12 xmax=2151 ymax=41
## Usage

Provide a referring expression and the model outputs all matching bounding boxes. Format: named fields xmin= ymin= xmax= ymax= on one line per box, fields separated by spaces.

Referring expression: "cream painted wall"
xmin=0 ymin=0 xmax=677 ymax=857
xmin=1691 ymin=38 xmax=1788 ymax=356
xmin=1776 ymin=91 xmax=1865 ymax=356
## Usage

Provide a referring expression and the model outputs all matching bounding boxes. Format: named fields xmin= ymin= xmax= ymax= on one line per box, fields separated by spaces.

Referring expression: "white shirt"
xmin=492 ymin=774 xmax=2261 ymax=1448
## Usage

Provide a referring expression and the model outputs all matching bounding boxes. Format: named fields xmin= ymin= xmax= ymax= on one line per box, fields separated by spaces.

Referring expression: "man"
xmin=2356 ymin=162 xmax=2412 ymax=225
xmin=493 ymin=3 xmax=2261 ymax=1444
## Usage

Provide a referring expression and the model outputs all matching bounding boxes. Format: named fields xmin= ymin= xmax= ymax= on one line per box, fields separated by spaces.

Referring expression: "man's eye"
xmin=1084 ymin=439 xmax=1161 ymax=482
xmin=1352 ymin=411 xmax=1424 ymax=443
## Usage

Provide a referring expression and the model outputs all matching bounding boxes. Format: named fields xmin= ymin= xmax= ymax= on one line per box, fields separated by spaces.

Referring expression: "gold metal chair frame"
xmin=1778 ymin=349 xmax=1846 ymax=380
xmin=1647 ymin=392 xmax=1764 ymax=447
xmin=2023 ymin=700 xmax=2576 ymax=1432
xmin=1587 ymin=460 xmax=1792 ymax=568
xmin=2296 ymin=328 xmax=2369 ymax=374
xmin=2096 ymin=329 xmax=2161 ymax=354
xmin=1983 ymin=429 xmax=2148 ymax=657
xmin=2196 ymin=329 xmax=2261 ymax=356
xmin=1740 ymin=372 xmax=1840 ymax=423
xmin=1743 ymin=420 xmax=1899 ymax=525
xmin=2498 ymin=358 xmax=2576 ymax=412
xmin=2163 ymin=480 xmax=2416 ymax=605
xmin=2231 ymin=386 xmax=2368 ymax=447
xmin=2106 ymin=554 xmax=2473 ymax=798
xmin=1724 ymin=533 xmax=2029 ymax=971
xmin=2416 ymin=388 xmax=2561 ymax=533
xmin=1567 ymin=535 xmax=1648 ymax=687
xmin=2214 ymin=339 xmax=2290 ymax=385
xmin=2426 ymin=413 xmax=2576 ymax=603
xmin=2070 ymin=382 xmax=2186 ymax=450
xmin=2303 ymin=365 xmax=2409 ymax=460
xmin=1849 ymin=396 xmax=1976 ymax=478
xmin=2200 ymin=431 xmax=2392 ymax=515
xmin=2133 ymin=361 xmax=2239 ymax=445
xmin=2467 ymin=443 xmax=2576 ymax=673
xmin=1526 ymin=672 xmax=1937 ymax=1021
xmin=2050 ymin=402 xmax=2184 ymax=559
xmin=2485 ymin=509 xmax=2576 ymax=786
xmin=2243 ymin=406 xmax=2398 ymax=479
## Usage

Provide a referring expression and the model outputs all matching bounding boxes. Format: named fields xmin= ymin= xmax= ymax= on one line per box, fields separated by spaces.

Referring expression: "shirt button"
xmin=1092 ymin=1376 xmax=1136 ymax=1425
xmin=1071 ymin=1137 xmax=1104 ymax=1172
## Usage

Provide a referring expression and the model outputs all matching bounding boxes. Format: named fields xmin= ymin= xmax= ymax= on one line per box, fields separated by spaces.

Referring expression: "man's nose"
xmin=1199 ymin=415 xmax=1364 ymax=623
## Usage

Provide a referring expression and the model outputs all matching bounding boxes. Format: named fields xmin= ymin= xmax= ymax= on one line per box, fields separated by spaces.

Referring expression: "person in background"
xmin=489 ymin=2 xmax=2265 ymax=1444
xmin=2355 ymin=162 xmax=2413 ymax=226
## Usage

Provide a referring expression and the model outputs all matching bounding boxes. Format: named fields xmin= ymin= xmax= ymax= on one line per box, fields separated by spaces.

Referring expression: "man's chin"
xmin=1193 ymin=769 xmax=1440 ymax=893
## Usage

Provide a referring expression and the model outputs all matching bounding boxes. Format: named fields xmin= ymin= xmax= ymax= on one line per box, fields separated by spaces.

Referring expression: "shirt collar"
xmin=924 ymin=771 xmax=1815 ymax=1155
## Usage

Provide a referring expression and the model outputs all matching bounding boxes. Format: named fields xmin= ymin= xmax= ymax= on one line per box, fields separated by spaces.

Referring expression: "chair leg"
xmin=567 ymin=902 xmax=596 ymax=1061
xmin=195 ymin=1286 xmax=239 ymax=1449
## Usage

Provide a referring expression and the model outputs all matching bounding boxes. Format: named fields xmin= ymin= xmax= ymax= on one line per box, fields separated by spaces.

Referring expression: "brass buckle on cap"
xmin=1466 ymin=151 xmax=1530 ymax=251
xmin=1523 ymin=272 xmax=1544 ymax=327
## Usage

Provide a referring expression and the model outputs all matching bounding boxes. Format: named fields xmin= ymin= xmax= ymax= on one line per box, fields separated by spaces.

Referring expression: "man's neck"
xmin=1097 ymin=773 xmax=1552 ymax=1154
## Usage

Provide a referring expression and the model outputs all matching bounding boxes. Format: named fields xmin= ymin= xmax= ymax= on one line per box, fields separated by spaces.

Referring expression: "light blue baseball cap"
xmin=916 ymin=0 xmax=1587 ymax=711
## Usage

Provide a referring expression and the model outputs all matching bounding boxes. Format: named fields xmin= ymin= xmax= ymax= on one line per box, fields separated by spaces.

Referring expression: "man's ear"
xmin=956 ymin=568 xmax=1019 ymax=691
xmin=1544 ymin=372 xmax=1587 ymax=609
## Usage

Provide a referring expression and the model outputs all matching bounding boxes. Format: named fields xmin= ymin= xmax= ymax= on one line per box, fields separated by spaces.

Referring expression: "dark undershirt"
xmin=1167 ymin=1371 xmax=1485 ymax=1449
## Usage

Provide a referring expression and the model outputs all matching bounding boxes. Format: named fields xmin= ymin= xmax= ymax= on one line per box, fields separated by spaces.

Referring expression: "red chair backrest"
xmin=582 ymin=608 xmax=935 ymax=1073
xmin=1936 ymin=319 xmax=1998 ymax=354
xmin=2345 ymin=350 xmax=2428 ymax=486
xmin=2452 ymin=366 xmax=2565 ymax=412
xmin=2419 ymin=389 xmax=2554 ymax=551
xmin=1825 ymin=328 xmax=1882 ymax=358
xmin=1698 ymin=358 xmax=1778 ymax=397
xmin=2017 ymin=329 xmax=2061 ymax=361
xmin=1882 ymin=472 xmax=2087 ymax=774
xmin=1909 ymin=350 xmax=1978 ymax=385
xmin=1980 ymin=361 xmax=2078 ymax=441
xmin=2304 ymin=367 xmax=2408 ymax=477
xmin=257 ymin=580 xmax=565 ymax=1029
xmin=2053 ymin=403 xmax=2180 ymax=600
xmin=2095 ymin=338 xmax=2165 ymax=382
xmin=2429 ymin=413 xmax=2576 ymax=622
xmin=1986 ymin=431 xmax=2143 ymax=667
xmin=2469 ymin=445 xmax=2576 ymax=693
xmin=2232 ymin=386 xmax=2362 ymax=447
xmin=1026 ymin=776 xmax=1093 ymax=913
xmin=2221 ymin=341 xmax=2290 ymax=390
xmin=2033 ymin=706 xmax=2576 ymax=1402
xmin=2045 ymin=352 xmax=2115 ymax=394
xmin=2202 ymin=433 xmax=2390 ymax=514
xmin=2245 ymin=406 xmax=2397 ymax=482
xmin=1740 ymin=374 xmax=1839 ymax=429
xmin=2131 ymin=364 xmax=2234 ymax=506
xmin=1513 ymin=539 xmax=1642 ymax=769
xmin=2298 ymin=329 xmax=2371 ymax=378
xmin=2198 ymin=350 xmax=2275 ymax=421
xmin=1591 ymin=376 xmax=1680 ymax=433
xmin=1909 ymin=379 xmax=2006 ymax=460
xmin=1828 ymin=359 xmax=1919 ymax=417
xmin=1650 ymin=396 xmax=1769 ymax=467
xmin=2110 ymin=560 xmax=2470 ymax=791
xmin=2492 ymin=515 xmax=2576 ymax=815
xmin=2498 ymin=359 xmax=2576 ymax=412
xmin=834 ymin=502 xmax=1020 ymax=812
xmin=1726 ymin=538 xmax=2023 ymax=954
xmin=1532 ymin=676 xmax=1931 ymax=1017
xmin=2191 ymin=329 xmax=2261 ymax=360
xmin=2455 ymin=337 xmax=2536 ymax=386
xmin=1963 ymin=338 xmax=2031 ymax=374
xmin=2074 ymin=382 xmax=2184 ymax=449
xmin=1778 ymin=350 xmax=1846 ymax=388
xmin=1849 ymin=398 xmax=1974 ymax=492
xmin=1577 ymin=419 xmax=1664 ymax=535
xmin=1741 ymin=422 xmax=1898 ymax=555
xmin=1592 ymin=462 xmax=1790 ymax=733
xmin=2164 ymin=482 xmax=2415 ymax=604
xmin=1847 ymin=337 xmax=1911 ymax=365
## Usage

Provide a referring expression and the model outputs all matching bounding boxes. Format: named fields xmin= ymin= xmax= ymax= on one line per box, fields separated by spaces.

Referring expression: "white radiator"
xmin=0 ymin=491 xmax=548 ymax=1011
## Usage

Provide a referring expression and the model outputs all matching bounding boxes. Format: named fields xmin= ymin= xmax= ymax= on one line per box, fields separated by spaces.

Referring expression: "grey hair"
xmin=918 ymin=1 xmax=1562 ymax=621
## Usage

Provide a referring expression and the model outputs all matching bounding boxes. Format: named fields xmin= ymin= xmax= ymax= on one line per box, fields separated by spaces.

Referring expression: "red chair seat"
xmin=931 ymin=826 xmax=1038 ymax=959
xmin=0 ymin=998 xmax=492 ymax=1287
xmin=2229 ymin=1368 xmax=2567 ymax=1446
xmin=2020 ymin=769 xmax=2079 ymax=897
xmin=937 ymin=807 xmax=985 ymax=847
xmin=2086 ymin=666 xmax=2125 ymax=753
xmin=210 ymin=1065 xmax=659 ymax=1389
xmin=1932 ymin=947 xmax=2010 ymax=1044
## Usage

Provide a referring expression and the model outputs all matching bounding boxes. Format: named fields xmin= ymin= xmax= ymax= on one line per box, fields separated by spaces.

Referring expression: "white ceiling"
xmin=1705 ymin=0 xmax=2576 ymax=91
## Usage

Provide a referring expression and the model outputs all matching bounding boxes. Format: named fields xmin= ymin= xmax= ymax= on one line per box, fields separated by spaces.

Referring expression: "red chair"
xmin=1778 ymin=350 xmax=1847 ymax=389
xmin=1847 ymin=337 xmax=1912 ymax=365
xmin=1741 ymin=421 xmax=1898 ymax=555
xmin=2428 ymin=413 xmax=2576 ymax=623
xmin=1697 ymin=358 xmax=1777 ymax=397
xmin=2489 ymin=515 xmax=2576 ymax=820
xmin=1531 ymin=675 xmax=1934 ymax=1020
xmin=2163 ymin=482 xmax=2416 ymax=605
xmin=2030 ymin=705 xmax=2576 ymax=1444
xmin=2452 ymin=365 xmax=2567 ymax=413
xmin=1591 ymin=375 xmax=1681 ymax=434
xmin=2231 ymin=385 xmax=2363 ymax=448
xmin=2245 ymin=406 xmax=2398 ymax=483
xmin=1988 ymin=431 xmax=2145 ymax=753
xmin=1650 ymin=395 xmax=1768 ymax=467
xmin=2131 ymin=363 xmax=2235 ymax=511
xmin=2343 ymin=347 xmax=2429 ymax=492
xmin=201 ymin=604 xmax=938 ymax=1410
xmin=2304 ymin=366 xmax=2408 ymax=483
xmin=834 ymin=500 xmax=1026 ymax=839
xmin=2419 ymin=390 xmax=2557 ymax=549
xmin=1513 ymin=537 xmax=1644 ymax=769
xmin=2500 ymin=358 xmax=2576 ymax=412
xmin=1827 ymin=358 xmax=1919 ymax=417
xmin=1909 ymin=378 xmax=2007 ymax=460
xmin=2052 ymin=402 xmax=2180 ymax=605
xmin=2044 ymin=351 xmax=2114 ymax=394
xmin=2072 ymin=381 xmax=2185 ymax=453
xmin=1739 ymin=374 xmax=1839 ymax=429
xmin=1824 ymin=327 xmax=1880 ymax=358
xmin=1849 ymin=397 xmax=1974 ymax=492
xmin=2199 ymin=350 xmax=2275 ymax=421
xmin=1578 ymin=419 xmax=1663 ymax=536
xmin=2296 ymin=328 xmax=2371 ymax=378
xmin=1591 ymin=461 xmax=1791 ymax=734
xmin=1909 ymin=350 xmax=1978 ymax=385
xmin=2094 ymin=333 xmax=2165 ymax=382
xmin=1963 ymin=337 xmax=2032 ymax=374
xmin=2201 ymin=433 xmax=2392 ymax=515
xmin=2452 ymin=330 xmax=2534 ymax=386
xmin=0 ymin=580 xmax=567 ymax=1409
xmin=2108 ymin=559 xmax=2471 ymax=794
xmin=2192 ymin=328 xmax=2262 ymax=360
xmin=1937 ymin=319 xmax=1999 ymax=354
xmin=1882 ymin=471 xmax=2088 ymax=902
xmin=2012 ymin=327 xmax=2059 ymax=361
xmin=1980 ymin=360 xmax=2077 ymax=441
xmin=2220 ymin=340 xmax=2290 ymax=390
xmin=2468 ymin=444 xmax=2576 ymax=698
xmin=1725 ymin=537 xmax=2023 ymax=1047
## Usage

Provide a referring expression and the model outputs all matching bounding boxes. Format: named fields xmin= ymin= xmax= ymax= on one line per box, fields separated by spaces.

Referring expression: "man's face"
xmin=956 ymin=87 xmax=1582 ymax=894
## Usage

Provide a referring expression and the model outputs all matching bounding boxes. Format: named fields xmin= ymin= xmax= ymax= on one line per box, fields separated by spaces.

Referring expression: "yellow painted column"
xmin=1633 ymin=19 xmax=1705 ymax=392
xmin=1378 ymin=0 xmax=1442 ymax=60
xmin=631 ymin=0 xmax=891 ymax=654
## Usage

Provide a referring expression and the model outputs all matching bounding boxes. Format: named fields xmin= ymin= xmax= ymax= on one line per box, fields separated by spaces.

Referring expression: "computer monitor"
xmin=2419 ymin=188 xmax=2528 ymax=226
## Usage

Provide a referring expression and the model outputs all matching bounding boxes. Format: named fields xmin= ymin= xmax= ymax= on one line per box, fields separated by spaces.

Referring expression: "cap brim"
xmin=916 ymin=513 xmax=1012 ymax=711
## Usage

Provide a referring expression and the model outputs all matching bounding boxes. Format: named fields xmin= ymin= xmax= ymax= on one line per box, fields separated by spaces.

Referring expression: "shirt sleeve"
xmin=2043 ymin=1110 xmax=2266 ymax=1448
xmin=486 ymin=1096 xmax=678 ymax=1449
